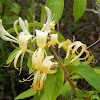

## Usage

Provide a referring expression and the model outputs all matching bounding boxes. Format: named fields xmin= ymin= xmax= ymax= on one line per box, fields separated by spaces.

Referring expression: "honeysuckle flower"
xmin=14 ymin=32 xmax=33 ymax=71
xmin=43 ymin=21 xmax=55 ymax=32
xmin=36 ymin=29 xmax=49 ymax=48
xmin=41 ymin=7 xmax=55 ymax=32
xmin=0 ymin=19 xmax=18 ymax=43
xmin=58 ymin=39 xmax=72 ymax=49
xmin=47 ymin=34 xmax=59 ymax=47
xmin=32 ymin=56 xmax=57 ymax=90
xmin=41 ymin=56 xmax=57 ymax=74
xmin=66 ymin=41 xmax=87 ymax=63
xmin=0 ymin=17 xmax=34 ymax=71
xmin=32 ymin=48 xmax=44 ymax=71
xmin=33 ymin=71 xmax=47 ymax=90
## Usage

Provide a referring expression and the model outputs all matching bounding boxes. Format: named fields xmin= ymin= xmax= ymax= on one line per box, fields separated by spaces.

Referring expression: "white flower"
xmin=0 ymin=19 xmax=18 ymax=43
xmin=14 ymin=32 xmax=33 ymax=71
xmin=36 ymin=29 xmax=49 ymax=48
xmin=48 ymin=34 xmax=59 ymax=47
xmin=32 ymin=48 xmax=44 ymax=71
xmin=41 ymin=7 xmax=55 ymax=32
xmin=41 ymin=56 xmax=57 ymax=74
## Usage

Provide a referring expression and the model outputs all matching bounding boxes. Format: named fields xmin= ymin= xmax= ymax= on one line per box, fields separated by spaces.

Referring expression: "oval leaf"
xmin=73 ymin=0 xmax=87 ymax=22
xmin=41 ymin=4 xmax=46 ymax=23
xmin=73 ymin=64 xmax=100 ymax=93
xmin=40 ymin=68 xmax=64 ymax=100
xmin=27 ymin=56 xmax=35 ymax=74
xmin=47 ymin=0 xmax=64 ymax=24
xmin=14 ymin=88 xmax=36 ymax=100
xmin=7 ymin=48 xmax=20 ymax=64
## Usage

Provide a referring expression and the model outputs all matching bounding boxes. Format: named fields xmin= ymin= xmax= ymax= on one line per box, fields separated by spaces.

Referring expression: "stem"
xmin=50 ymin=45 xmax=77 ymax=93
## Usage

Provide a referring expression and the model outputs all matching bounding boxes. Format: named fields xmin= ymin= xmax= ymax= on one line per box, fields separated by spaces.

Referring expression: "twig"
xmin=50 ymin=45 xmax=77 ymax=93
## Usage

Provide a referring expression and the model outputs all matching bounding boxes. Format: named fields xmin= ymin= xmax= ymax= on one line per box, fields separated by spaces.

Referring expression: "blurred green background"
xmin=0 ymin=0 xmax=100 ymax=100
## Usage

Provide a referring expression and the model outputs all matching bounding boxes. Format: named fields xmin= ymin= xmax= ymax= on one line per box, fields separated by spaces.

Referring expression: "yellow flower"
xmin=66 ymin=41 xmax=87 ymax=63
xmin=41 ymin=56 xmax=57 ymax=74
xmin=36 ymin=29 xmax=49 ymax=48
xmin=47 ymin=34 xmax=59 ymax=47
xmin=58 ymin=39 xmax=72 ymax=49
xmin=32 ymin=56 xmax=57 ymax=90
xmin=33 ymin=71 xmax=47 ymax=90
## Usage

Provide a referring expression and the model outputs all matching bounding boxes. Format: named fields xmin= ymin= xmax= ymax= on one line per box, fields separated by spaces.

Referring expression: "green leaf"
xmin=53 ymin=30 xmax=65 ymax=42
xmin=7 ymin=22 xmax=43 ymax=33
xmin=6 ymin=48 xmax=20 ymax=64
xmin=14 ymin=88 xmax=36 ymax=100
xmin=93 ymin=67 xmax=100 ymax=75
xmin=47 ymin=0 xmax=64 ymax=24
xmin=91 ymin=95 xmax=100 ymax=100
xmin=84 ymin=90 xmax=94 ymax=98
xmin=27 ymin=56 xmax=35 ymax=74
xmin=59 ymin=81 xmax=73 ymax=99
xmin=73 ymin=0 xmax=87 ymax=22
xmin=3 ymin=16 xmax=19 ymax=25
xmin=73 ymin=64 xmax=100 ymax=93
xmin=64 ymin=57 xmax=71 ymax=66
xmin=40 ymin=68 xmax=64 ymax=100
xmin=41 ymin=4 xmax=46 ymax=23
xmin=76 ymin=88 xmax=84 ymax=97
xmin=10 ymin=3 xmax=21 ymax=14
xmin=70 ymin=74 xmax=82 ymax=80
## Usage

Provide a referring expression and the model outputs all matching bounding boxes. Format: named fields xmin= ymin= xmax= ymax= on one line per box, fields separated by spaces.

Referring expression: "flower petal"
xmin=14 ymin=50 xmax=23 ymax=70
xmin=18 ymin=32 xmax=32 ymax=51
xmin=36 ymin=29 xmax=49 ymax=48
xmin=19 ymin=17 xmax=30 ymax=35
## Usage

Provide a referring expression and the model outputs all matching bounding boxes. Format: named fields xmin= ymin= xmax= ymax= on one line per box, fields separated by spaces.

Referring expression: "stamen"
xmin=10 ymin=41 xmax=17 ymax=48
xmin=26 ymin=49 xmax=34 ymax=54
xmin=73 ymin=36 xmax=75 ymax=42
xmin=19 ymin=72 xmax=35 ymax=82
xmin=87 ymin=38 xmax=100 ymax=49
xmin=4 ymin=64 xmax=10 ymax=67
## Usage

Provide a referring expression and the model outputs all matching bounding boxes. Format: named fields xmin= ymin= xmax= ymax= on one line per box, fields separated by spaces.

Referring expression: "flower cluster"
xmin=0 ymin=6 xmax=98 ymax=91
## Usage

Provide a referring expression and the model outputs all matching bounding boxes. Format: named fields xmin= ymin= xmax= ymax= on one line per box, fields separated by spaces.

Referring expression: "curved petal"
xmin=0 ymin=19 xmax=18 ymax=42
xmin=20 ymin=52 xmax=25 ymax=72
xmin=19 ymin=17 xmax=30 ymax=35
xmin=41 ymin=6 xmax=52 ymax=31
xmin=70 ymin=45 xmax=86 ymax=63
xmin=14 ymin=50 xmax=23 ymax=70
